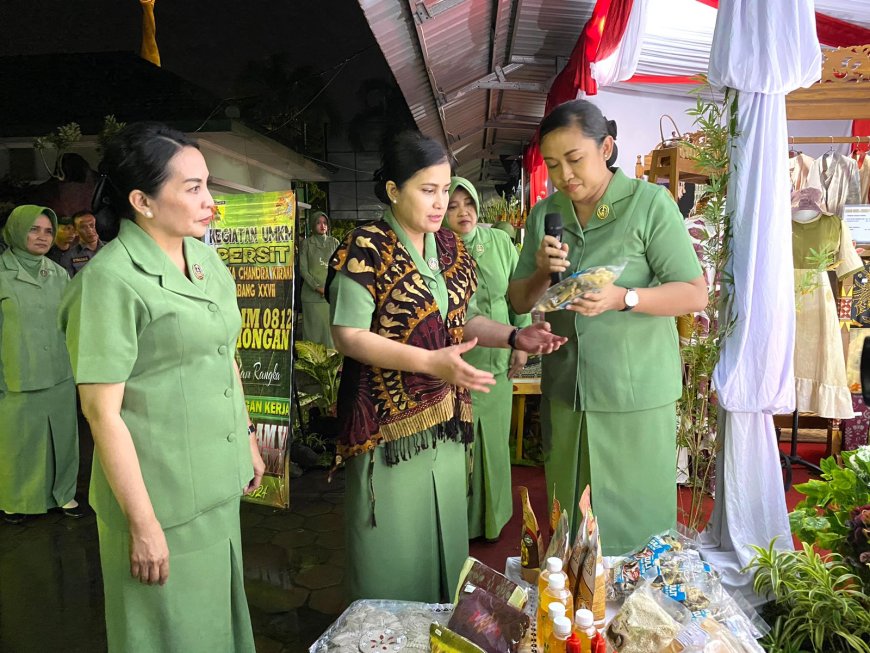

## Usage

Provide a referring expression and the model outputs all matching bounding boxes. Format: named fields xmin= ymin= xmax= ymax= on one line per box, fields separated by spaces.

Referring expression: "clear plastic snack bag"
xmin=533 ymin=262 xmax=627 ymax=313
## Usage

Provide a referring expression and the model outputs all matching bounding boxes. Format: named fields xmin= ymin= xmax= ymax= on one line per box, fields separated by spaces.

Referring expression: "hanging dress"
xmin=806 ymin=151 xmax=862 ymax=218
xmin=792 ymin=213 xmax=863 ymax=418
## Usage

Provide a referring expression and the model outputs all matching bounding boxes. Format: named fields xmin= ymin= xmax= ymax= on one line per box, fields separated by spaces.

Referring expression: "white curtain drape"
xmin=590 ymin=0 xmax=649 ymax=87
xmin=700 ymin=0 xmax=821 ymax=605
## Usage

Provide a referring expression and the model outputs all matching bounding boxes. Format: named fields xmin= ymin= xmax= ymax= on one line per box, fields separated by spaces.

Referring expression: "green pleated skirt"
xmin=301 ymin=300 xmax=334 ymax=349
xmin=541 ymin=397 xmax=678 ymax=556
xmin=0 ymin=378 xmax=78 ymax=514
xmin=467 ymin=374 xmax=513 ymax=540
xmin=344 ymin=438 xmax=468 ymax=603
xmin=97 ymin=497 xmax=254 ymax=653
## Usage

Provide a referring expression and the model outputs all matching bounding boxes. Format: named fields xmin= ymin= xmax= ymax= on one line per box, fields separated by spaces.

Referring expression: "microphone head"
xmin=544 ymin=212 xmax=563 ymax=239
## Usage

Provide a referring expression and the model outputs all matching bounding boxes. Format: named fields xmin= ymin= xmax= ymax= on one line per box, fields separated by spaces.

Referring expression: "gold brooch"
xmin=596 ymin=204 xmax=610 ymax=220
xmin=193 ymin=263 xmax=205 ymax=280
xmin=475 ymin=243 xmax=484 ymax=254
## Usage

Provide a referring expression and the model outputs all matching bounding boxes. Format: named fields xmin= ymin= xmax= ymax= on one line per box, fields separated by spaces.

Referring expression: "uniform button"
xmin=224 ymin=388 xmax=233 ymax=398
xmin=227 ymin=433 xmax=236 ymax=443
xmin=208 ymin=303 xmax=218 ymax=312
xmin=218 ymin=345 xmax=228 ymax=355
xmin=43 ymin=345 xmax=50 ymax=351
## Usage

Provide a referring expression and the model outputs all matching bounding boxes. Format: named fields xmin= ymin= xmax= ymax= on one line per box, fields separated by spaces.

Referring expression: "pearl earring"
xmin=144 ymin=210 xmax=153 ymax=218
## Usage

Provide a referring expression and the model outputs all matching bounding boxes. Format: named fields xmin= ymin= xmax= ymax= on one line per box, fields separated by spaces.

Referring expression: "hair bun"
xmin=606 ymin=119 xmax=618 ymax=139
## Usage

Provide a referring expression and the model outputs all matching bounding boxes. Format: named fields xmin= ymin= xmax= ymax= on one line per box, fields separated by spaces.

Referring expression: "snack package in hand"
xmin=453 ymin=557 xmax=528 ymax=609
xmin=430 ymin=623 xmax=486 ymax=653
xmin=519 ymin=486 xmax=543 ymax=583
xmin=533 ymin=262 xmax=627 ymax=312
xmin=448 ymin=582 xmax=530 ymax=653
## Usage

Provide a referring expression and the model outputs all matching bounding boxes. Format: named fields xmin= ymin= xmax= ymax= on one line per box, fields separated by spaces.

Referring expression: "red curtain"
xmin=526 ymin=0 xmax=634 ymax=206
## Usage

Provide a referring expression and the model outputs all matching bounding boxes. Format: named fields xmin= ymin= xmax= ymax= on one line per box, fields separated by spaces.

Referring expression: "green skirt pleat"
xmin=344 ymin=438 xmax=468 ymax=603
xmin=97 ymin=497 xmax=254 ymax=653
xmin=0 ymin=378 xmax=78 ymax=514
xmin=541 ymin=397 xmax=677 ymax=556
xmin=467 ymin=374 xmax=513 ymax=540
xmin=301 ymin=300 xmax=334 ymax=349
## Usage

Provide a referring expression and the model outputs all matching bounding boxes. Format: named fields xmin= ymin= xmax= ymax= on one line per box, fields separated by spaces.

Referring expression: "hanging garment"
xmin=792 ymin=214 xmax=863 ymax=418
xmin=806 ymin=152 xmax=862 ymax=217
xmin=788 ymin=152 xmax=813 ymax=191
xmin=857 ymin=153 xmax=870 ymax=204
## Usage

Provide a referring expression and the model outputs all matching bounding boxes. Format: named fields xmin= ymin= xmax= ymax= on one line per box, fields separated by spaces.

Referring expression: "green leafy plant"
xmin=789 ymin=446 xmax=870 ymax=578
xmin=748 ymin=539 xmax=870 ymax=652
xmin=294 ymin=339 xmax=342 ymax=414
xmin=97 ymin=115 xmax=126 ymax=154
xmin=33 ymin=122 xmax=82 ymax=180
xmin=675 ymin=79 xmax=737 ymax=531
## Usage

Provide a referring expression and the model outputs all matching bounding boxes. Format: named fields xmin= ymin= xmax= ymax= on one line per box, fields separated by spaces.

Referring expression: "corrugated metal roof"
xmin=357 ymin=0 xmax=595 ymax=187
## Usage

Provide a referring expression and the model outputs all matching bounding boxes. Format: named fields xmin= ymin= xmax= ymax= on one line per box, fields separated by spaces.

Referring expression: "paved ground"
xmin=0 ymin=461 xmax=348 ymax=653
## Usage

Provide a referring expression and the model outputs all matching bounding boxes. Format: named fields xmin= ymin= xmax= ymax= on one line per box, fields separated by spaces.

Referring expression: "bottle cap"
xmin=547 ymin=572 xmax=566 ymax=591
xmin=547 ymin=602 xmax=567 ymax=620
xmin=566 ymin=634 xmax=581 ymax=653
xmin=553 ymin=615 xmax=572 ymax=637
xmin=574 ymin=608 xmax=594 ymax=628
xmin=546 ymin=556 xmax=562 ymax=573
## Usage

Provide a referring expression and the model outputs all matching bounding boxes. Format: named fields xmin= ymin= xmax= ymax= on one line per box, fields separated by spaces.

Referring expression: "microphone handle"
xmin=550 ymin=270 xmax=561 ymax=286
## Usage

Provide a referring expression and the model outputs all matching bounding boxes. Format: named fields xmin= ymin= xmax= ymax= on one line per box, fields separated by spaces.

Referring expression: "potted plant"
xmin=293 ymin=340 xmax=342 ymax=468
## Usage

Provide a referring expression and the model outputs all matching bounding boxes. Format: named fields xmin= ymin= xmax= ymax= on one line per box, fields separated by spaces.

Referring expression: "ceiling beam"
xmin=439 ymin=63 xmax=545 ymax=105
xmin=412 ymin=0 xmax=468 ymax=23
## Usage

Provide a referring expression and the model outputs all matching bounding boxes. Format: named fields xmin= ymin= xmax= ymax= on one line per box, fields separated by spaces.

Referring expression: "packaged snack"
xmin=519 ymin=486 xmax=543 ymax=583
xmin=448 ymin=581 xmax=530 ymax=653
xmin=533 ymin=263 xmax=627 ymax=313
xmin=430 ymin=623 xmax=485 ymax=653
xmin=662 ymin=617 xmax=759 ymax=653
xmin=542 ymin=509 xmax=570 ymax=573
xmin=453 ymin=557 xmax=528 ymax=609
xmin=548 ymin=486 xmax=561 ymax=538
xmin=606 ymin=583 xmax=690 ymax=653
xmin=606 ymin=531 xmax=699 ymax=600
xmin=566 ymin=486 xmax=606 ymax=629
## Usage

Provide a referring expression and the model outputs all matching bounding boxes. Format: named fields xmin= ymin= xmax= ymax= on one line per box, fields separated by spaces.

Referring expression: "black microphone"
xmin=544 ymin=212 xmax=563 ymax=286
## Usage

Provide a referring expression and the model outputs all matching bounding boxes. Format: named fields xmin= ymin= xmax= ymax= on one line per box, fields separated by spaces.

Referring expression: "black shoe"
xmin=2 ymin=513 xmax=27 ymax=524
xmin=61 ymin=504 xmax=86 ymax=519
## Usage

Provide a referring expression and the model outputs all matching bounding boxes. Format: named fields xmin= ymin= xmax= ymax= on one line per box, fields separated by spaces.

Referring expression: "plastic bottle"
xmin=545 ymin=615 xmax=573 ymax=653
xmin=565 ymin=633 xmax=581 ymax=653
xmin=537 ymin=573 xmax=574 ymax=644
xmin=538 ymin=556 xmax=563 ymax=597
xmin=538 ymin=601 xmax=566 ymax=650
xmin=590 ymin=631 xmax=607 ymax=653
xmin=573 ymin=608 xmax=596 ymax=653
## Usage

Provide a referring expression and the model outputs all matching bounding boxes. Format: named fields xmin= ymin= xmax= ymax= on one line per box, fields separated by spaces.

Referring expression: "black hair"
xmin=94 ymin=121 xmax=199 ymax=222
xmin=539 ymin=100 xmax=619 ymax=171
xmin=71 ymin=209 xmax=94 ymax=222
xmin=372 ymin=130 xmax=451 ymax=205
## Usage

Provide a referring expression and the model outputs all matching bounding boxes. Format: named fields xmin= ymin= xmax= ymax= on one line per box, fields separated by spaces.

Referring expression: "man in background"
xmin=60 ymin=211 xmax=104 ymax=276
xmin=47 ymin=215 xmax=78 ymax=267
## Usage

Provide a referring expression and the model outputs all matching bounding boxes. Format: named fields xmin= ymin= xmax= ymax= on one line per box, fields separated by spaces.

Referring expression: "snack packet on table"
xmin=542 ymin=509 xmax=570 ymax=573
xmin=532 ymin=262 xmax=627 ymax=313
xmin=566 ymin=486 xmax=606 ymax=629
xmin=448 ymin=581 xmax=530 ymax=653
xmin=605 ymin=530 xmax=700 ymax=600
xmin=453 ymin=557 xmax=528 ymax=610
xmin=606 ymin=581 xmax=691 ymax=653
xmin=430 ymin=623 xmax=485 ymax=653
xmin=518 ymin=486 xmax=543 ymax=584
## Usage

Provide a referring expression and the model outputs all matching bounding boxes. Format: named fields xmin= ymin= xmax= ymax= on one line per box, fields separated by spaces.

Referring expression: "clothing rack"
xmin=788 ymin=135 xmax=870 ymax=145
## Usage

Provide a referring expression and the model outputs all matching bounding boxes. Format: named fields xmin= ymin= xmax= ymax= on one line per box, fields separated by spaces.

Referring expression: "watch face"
xmin=625 ymin=290 xmax=639 ymax=307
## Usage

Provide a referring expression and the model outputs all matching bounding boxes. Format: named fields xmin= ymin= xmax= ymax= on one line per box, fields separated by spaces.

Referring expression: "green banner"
xmin=208 ymin=191 xmax=296 ymax=508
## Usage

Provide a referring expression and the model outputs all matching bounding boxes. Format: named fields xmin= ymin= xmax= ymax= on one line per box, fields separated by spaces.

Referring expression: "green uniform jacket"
xmin=461 ymin=226 xmax=530 ymax=374
xmin=60 ymin=220 xmax=254 ymax=531
xmin=515 ymin=169 xmax=702 ymax=412
xmin=0 ymin=252 xmax=72 ymax=392
xmin=299 ymin=234 xmax=339 ymax=304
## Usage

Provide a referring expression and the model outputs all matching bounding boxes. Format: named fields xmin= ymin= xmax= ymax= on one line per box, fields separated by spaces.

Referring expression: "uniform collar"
xmin=553 ymin=168 xmax=634 ymax=237
xmin=383 ymin=209 xmax=440 ymax=280
xmin=0 ymin=249 xmax=55 ymax=286
xmin=117 ymin=220 xmax=211 ymax=301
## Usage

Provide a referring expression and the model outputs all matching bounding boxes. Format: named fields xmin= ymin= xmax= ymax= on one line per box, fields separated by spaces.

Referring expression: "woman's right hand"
xmin=128 ymin=517 xmax=170 ymax=586
xmin=428 ymin=339 xmax=496 ymax=392
xmin=535 ymin=235 xmax=570 ymax=277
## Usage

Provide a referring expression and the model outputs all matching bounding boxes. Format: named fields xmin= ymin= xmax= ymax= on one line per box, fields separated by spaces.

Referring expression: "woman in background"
xmin=0 ymin=204 xmax=80 ymax=524
xmin=444 ymin=177 xmax=530 ymax=542
xmin=299 ymin=211 xmax=339 ymax=348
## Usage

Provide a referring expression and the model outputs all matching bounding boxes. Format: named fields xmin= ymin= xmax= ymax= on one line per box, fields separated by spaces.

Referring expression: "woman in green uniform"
xmin=59 ymin=122 xmax=265 ymax=652
xmin=299 ymin=211 xmax=339 ymax=348
xmin=0 ymin=205 xmax=80 ymax=523
xmin=328 ymin=131 xmax=565 ymax=603
xmin=444 ymin=178 xmax=530 ymax=541
xmin=509 ymin=100 xmax=707 ymax=556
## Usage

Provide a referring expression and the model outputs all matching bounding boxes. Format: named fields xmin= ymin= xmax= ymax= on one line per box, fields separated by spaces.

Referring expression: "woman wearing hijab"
xmin=0 ymin=205 xmax=81 ymax=524
xmin=299 ymin=211 xmax=339 ymax=348
xmin=444 ymin=178 xmax=530 ymax=541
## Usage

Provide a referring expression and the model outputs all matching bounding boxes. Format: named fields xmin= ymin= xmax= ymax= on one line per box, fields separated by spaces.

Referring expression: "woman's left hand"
xmin=515 ymin=322 xmax=567 ymax=354
xmin=508 ymin=349 xmax=528 ymax=379
xmin=245 ymin=435 xmax=266 ymax=495
xmin=567 ymin=283 xmax=626 ymax=317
